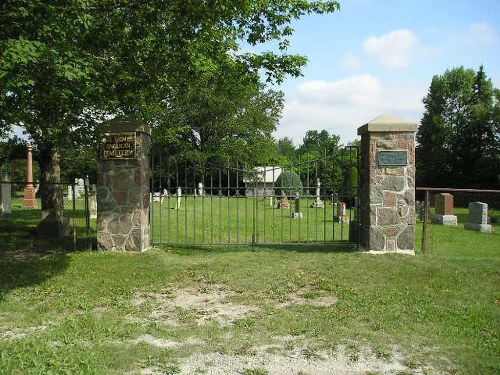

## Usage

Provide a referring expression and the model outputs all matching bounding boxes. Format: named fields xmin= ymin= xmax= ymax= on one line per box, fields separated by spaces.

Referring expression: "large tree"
xmin=417 ymin=66 xmax=499 ymax=188
xmin=0 ymin=0 xmax=340 ymax=228
xmin=154 ymin=57 xmax=284 ymax=167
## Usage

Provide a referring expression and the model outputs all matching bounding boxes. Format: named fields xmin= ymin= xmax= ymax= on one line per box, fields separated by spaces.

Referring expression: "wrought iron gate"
xmin=150 ymin=147 xmax=359 ymax=246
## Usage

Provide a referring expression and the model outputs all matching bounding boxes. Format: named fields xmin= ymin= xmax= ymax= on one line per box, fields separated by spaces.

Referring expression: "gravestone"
xmin=89 ymin=195 xmax=97 ymax=219
xmin=336 ymin=202 xmax=348 ymax=223
xmin=357 ymin=114 xmax=417 ymax=253
xmin=1 ymin=173 xmax=12 ymax=215
xmin=97 ymin=117 xmax=150 ymax=251
xmin=198 ymin=182 xmax=204 ymax=196
xmin=431 ymin=193 xmax=457 ymax=226
xmin=23 ymin=143 xmax=37 ymax=208
xmin=175 ymin=187 xmax=182 ymax=210
xmin=76 ymin=178 xmax=85 ymax=196
xmin=464 ymin=202 xmax=492 ymax=233
xmin=278 ymin=191 xmax=290 ymax=209
xmin=293 ymin=192 xmax=303 ymax=219
xmin=310 ymin=178 xmax=324 ymax=208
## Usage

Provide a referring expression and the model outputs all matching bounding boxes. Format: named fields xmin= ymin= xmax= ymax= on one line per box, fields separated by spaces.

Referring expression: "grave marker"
xmin=465 ymin=202 xmax=492 ymax=233
xmin=175 ymin=187 xmax=182 ymax=210
xmin=1 ymin=173 xmax=12 ymax=215
xmin=310 ymin=178 xmax=324 ymax=208
xmin=293 ymin=192 xmax=303 ymax=219
xmin=431 ymin=193 xmax=457 ymax=226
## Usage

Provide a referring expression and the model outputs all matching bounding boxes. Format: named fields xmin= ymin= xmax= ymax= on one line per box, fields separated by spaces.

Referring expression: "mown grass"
xmin=0 ymin=205 xmax=499 ymax=374
xmin=150 ymin=196 xmax=353 ymax=245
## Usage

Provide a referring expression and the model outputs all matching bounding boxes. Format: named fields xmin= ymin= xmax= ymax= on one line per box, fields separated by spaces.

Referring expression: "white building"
xmin=243 ymin=166 xmax=283 ymax=197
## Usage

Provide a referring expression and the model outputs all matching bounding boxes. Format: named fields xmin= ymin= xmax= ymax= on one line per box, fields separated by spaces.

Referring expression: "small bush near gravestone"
xmin=275 ymin=169 xmax=303 ymax=196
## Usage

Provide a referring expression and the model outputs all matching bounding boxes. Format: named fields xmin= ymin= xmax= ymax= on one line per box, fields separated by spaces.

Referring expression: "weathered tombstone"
xmin=431 ymin=193 xmax=457 ymax=225
xmin=278 ymin=191 xmax=290 ymax=209
xmin=198 ymin=182 xmax=204 ymax=196
xmin=76 ymin=178 xmax=85 ymax=196
xmin=22 ymin=143 xmax=37 ymax=208
xmin=293 ymin=192 xmax=303 ymax=219
xmin=67 ymin=185 xmax=73 ymax=200
xmin=336 ymin=202 xmax=348 ymax=223
xmin=357 ymin=114 xmax=417 ymax=253
xmin=97 ymin=117 xmax=151 ymax=251
xmin=161 ymin=188 xmax=169 ymax=202
xmin=464 ymin=202 xmax=492 ymax=233
xmin=89 ymin=195 xmax=97 ymax=219
xmin=1 ymin=172 xmax=12 ymax=215
xmin=310 ymin=178 xmax=325 ymax=208
xmin=175 ymin=187 xmax=182 ymax=210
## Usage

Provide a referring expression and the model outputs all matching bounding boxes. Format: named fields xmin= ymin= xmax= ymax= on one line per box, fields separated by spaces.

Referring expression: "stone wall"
xmin=97 ymin=117 xmax=150 ymax=251
xmin=358 ymin=115 xmax=417 ymax=253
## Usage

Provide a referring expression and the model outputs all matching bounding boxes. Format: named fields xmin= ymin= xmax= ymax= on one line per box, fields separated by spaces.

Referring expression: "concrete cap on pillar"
xmin=357 ymin=114 xmax=417 ymax=135
xmin=100 ymin=116 xmax=151 ymax=135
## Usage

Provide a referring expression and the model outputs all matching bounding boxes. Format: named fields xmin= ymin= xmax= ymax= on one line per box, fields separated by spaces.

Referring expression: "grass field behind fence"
xmin=150 ymin=196 xmax=354 ymax=245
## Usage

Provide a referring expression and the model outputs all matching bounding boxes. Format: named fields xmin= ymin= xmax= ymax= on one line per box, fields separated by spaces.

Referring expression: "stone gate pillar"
xmin=97 ymin=117 xmax=150 ymax=251
xmin=357 ymin=114 xmax=417 ymax=254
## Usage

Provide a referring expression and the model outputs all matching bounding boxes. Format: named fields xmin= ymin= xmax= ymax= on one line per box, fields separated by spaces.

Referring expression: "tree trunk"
xmin=37 ymin=145 xmax=68 ymax=237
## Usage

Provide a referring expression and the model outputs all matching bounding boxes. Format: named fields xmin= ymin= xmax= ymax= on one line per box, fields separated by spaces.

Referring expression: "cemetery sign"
xmin=100 ymin=132 xmax=137 ymax=160
xmin=377 ymin=150 xmax=408 ymax=167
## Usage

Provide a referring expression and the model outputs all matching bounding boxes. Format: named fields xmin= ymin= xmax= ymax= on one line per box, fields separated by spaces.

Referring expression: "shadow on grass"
xmin=165 ymin=242 xmax=359 ymax=256
xmin=0 ymin=211 xmax=73 ymax=300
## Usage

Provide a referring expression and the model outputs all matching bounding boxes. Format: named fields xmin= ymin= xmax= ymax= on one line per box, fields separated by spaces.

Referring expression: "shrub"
xmin=275 ymin=169 xmax=303 ymax=195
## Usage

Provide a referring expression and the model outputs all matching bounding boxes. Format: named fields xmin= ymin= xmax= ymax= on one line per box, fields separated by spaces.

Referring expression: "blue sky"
xmin=268 ymin=0 xmax=500 ymax=145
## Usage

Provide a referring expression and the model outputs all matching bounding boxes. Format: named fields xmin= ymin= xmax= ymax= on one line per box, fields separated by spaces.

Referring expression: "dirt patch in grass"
xmin=278 ymin=286 xmax=338 ymax=308
xmin=129 ymin=285 xmax=437 ymax=374
xmin=132 ymin=284 xmax=261 ymax=327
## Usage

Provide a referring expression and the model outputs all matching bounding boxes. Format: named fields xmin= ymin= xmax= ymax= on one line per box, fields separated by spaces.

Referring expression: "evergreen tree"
xmin=417 ymin=66 xmax=499 ymax=188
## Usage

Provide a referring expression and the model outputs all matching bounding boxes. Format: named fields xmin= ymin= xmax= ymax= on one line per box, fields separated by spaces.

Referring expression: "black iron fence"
xmin=416 ymin=187 xmax=500 ymax=252
xmin=0 ymin=179 xmax=96 ymax=253
xmin=150 ymin=147 xmax=360 ymax=246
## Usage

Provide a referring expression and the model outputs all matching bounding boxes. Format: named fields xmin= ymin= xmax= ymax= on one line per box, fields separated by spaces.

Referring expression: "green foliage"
xmin=275 ymin=169 xmax=303 ymax=195
xmin=0 ymin=0 xmax=341 ymax=208
xmin=417 ymin=66 xmax=500 ymax=188
xmin=276 ymin=137 xmax=296 ymax=160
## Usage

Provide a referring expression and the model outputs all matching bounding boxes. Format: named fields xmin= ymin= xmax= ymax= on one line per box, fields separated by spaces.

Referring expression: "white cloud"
xmin=275 ymin=74 xmax=426 ymax=145
xmin=362 ymin=29 xmax=419 ymax=69
xmin=466 ymin=22 xmax=497 ymax=45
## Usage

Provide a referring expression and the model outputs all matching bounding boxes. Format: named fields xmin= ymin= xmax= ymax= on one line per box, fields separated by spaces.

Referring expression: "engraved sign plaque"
xmin=378 ymin=150 xmax=408 ymax=167
xmin=100 ymin=132 xmax=136 ymax=160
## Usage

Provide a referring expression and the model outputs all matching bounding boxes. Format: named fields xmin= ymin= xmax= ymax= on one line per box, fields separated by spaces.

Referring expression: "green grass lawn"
xmin=0 ymin=204 xmax=498 ymax=374
xmin=150 ymin=196 xmax=354 ymax=245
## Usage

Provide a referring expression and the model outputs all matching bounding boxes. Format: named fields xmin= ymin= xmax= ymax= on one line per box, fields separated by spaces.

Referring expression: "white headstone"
xmin=311 ymin=178 xmax=324 ymax=208
xmin=1 ymin=173 xmax=12 ymax=215
xmin=175 ymin=187 xmax=182 ymax=209
xmin=67 ymin=185 xmax=74 ymax=200
xmin=198 ymin=182 xmax=204 ymax=196
xmin=76 ymin=178 xmax=85 ymax=195
xmin=89 ymin=195 xmax=97 ymax=219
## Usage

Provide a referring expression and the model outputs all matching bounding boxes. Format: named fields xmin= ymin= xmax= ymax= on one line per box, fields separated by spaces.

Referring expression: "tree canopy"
xmin=0 ymin=0 xmax=340 ymax=217
xmin=417 ymin=66 xmax=500 ymax=188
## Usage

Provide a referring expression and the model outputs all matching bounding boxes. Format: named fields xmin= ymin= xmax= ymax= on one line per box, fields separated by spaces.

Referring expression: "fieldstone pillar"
xmin=97 ymin=117 xmax=151 ymax=251
xmin=357 ymin=114 xmax=417 ymax=254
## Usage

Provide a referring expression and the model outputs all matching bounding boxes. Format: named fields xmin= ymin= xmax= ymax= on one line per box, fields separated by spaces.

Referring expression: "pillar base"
xmin=23 ymin=185 xmax=37 ymax=208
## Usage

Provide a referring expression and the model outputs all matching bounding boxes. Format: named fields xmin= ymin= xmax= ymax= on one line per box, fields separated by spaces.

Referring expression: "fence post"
xmin=422 ymin=190 xmax=430 ymax=253
xmin=84 ymin=176 xmax=91 ymax=251
xmin=72 ymin=184 xmax=77 ymax=252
